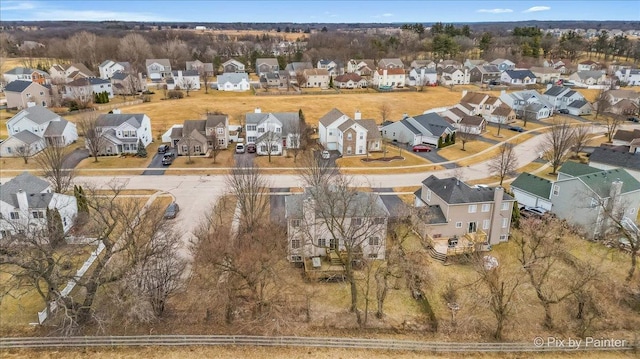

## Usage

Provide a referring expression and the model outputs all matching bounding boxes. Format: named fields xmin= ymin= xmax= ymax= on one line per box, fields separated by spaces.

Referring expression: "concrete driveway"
xmin=142 ymin=148 xmax=176 ymax=175
xmin=62 ymin=148 xmax=89 ymax=169
xmin=404 ymin=143 xmax=458 ymax=169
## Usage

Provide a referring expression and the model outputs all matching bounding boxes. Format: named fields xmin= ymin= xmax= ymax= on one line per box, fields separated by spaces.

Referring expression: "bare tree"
xmin=181 ymin=77 xmax=197 ymax=97
xmin=208 ymin=129 xmax=222 ymax=164
xmin=603 ymin=114 xmax=624 ymax=143
xmin=294 ymin=71 xmax=307 ymax=88
xmin=520 ymin=102 xmax=537 ymax=128
xmin=514 ymin=217 xmax=599 ymax=329
xmin=456 ymin=126 xmax=478 ymax=151
xmin=287 ymin=116 xmax=307 ymax=162
xmin=118 ymin=33 xmax=153 ymax=74
xmin=594 ymin=88 xmax=611 ymax=121
xmin=78 ymin=112 xmax=106 ymax=162
xmin=15 ymin=143 xmax=37 ymax=164
xmin=198 ymin=67 xmax=210 ymax=94
xmin=35 ymin=144 xmax=75 ymax=194
xmin=539 ymin=119 xmax=575 ymax=175
xmin=226 ymin=163 xmax=271 ymax=234
xmin=379 ymin=103 xmax=392 ymax=124
xmin=487 ymin=143 xmax=518 ymax=185
xmin=66 ymin=31 xmax=98 ymax=69
xmin=261 ymin=132 xmax=281 ymax=163
xmin=571 ymin=124 xmax=593 ymax=158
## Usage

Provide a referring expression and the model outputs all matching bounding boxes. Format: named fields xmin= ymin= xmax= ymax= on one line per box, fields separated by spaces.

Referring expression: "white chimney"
xmin=255 ymin=107 xmax=261 ymax=113
xmin=461 ymin=90 xmax=468 ymax=99
xmin=16 ymin=189 xmax=28 ymax=211
xmin=27 ymin=102 xmax=36 ymax=108
xmin=112 ymin=108 xmax=121 ymax=114
xmin=354 ymin=110 xmax=361 ymax=120
xmin=402 ymin=113 xmax=409 ymax=119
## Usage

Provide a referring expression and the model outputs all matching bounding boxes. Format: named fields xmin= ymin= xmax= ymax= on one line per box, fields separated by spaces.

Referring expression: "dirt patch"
xmin=361 ymin=156 xmax=404 ymax=162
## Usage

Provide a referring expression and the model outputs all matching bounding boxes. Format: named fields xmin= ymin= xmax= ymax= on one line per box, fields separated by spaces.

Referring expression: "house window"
xmin=258 ymin=128 xmax=265 ymax=133
xmin=182 ymin=145 xmax=188 ymax=153
xmin=291 ymin=239 xmax=301 ymax=249
xmin=369 ymin=254 xmax=378 ymax=259
xmin=368 ymin=237 xmax=380 ymax=246
xmin=261 ymin=145 xmax=268 ymax=152
xmin=468 ymin=222 xmax=477 ymax=233
xmin=502 ymin=218 xmax=509 ymax=228
xmin=483 ymin=219 xmax=490 ymax=230
xmin=131 ymin=144 xmax=137 ymax=150
xmin=329 ymin=238 xmax=338 ymax=250
xmin=468 ymin=204 xmax=477 ymax=213
xmin=481 ymin=204 xmax=491 ymax=212
xmin=317 ymin=238 xmax=326 ymax=247
xmin=374 ymin=217 xmax=385 ymax=225
xmin=291 ymin=219 xmax=300 ymax=228
xmin=271 ymin=145 xmax=278 ymax=152
xmin=502 ymin=202 xmax=510 ymax=211
xmin=351 ymin=217 xmax=363 ymax=226
xmin=247 ymin=136 xmax=256 ymax=143
xmin=500 ymin=234 xmax=508 ymax=241
xmin=32 ymin=211 xmax=44 ymax=219
xmin=359 ymin=133 xmax=364 ymax=140
xmin=346 ymin=146 xmax=352 ymax=155
xmin=194 ymin=145 xmax=202 ymax=153
xmin=347 ymin=133 xmax=352 ymax=141
xmin=275 ymin=127 xmax=281 ymax=133
xmin=218 ymin=139 xmax=225 ymax=145
xmin=217 ymin=127 xmax=224 ymax=135
xmin=10 ymin=212 xmax=20 ymax=220
xmin=455 ymin=221 xmax=462 ymax=228
xmin=552 ymin=185 xmax=560 ymax=196
xmin=246 ymin=125 xmax=256 ymax=131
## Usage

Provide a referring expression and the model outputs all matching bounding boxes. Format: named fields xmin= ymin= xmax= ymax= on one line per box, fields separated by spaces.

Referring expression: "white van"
xmin=235 ymin=143 xmax=245 ymax=154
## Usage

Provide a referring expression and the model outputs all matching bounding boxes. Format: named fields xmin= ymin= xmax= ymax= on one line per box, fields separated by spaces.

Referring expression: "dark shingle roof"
xmin=612 ymin=129 xmax=640 ymax=142
xmin=13 ymin=130 xmax=43 ymax=144
xmin=43 ymin=119 xmax=69 ymax=137
xmin=319 ymin=108 xmax=347 ymax=127
xmin=589 ymin=147 xmax=640 ymax=171
xmin=511 ymin=173 xmax=552 ymax=198
xmin=421 ymin=175 xmax=513 ymax=204
xmin=0 ymin=172 xmax=50 ymax=207
xmin=559 ymin=161 xmax=603 ymax=177
xmin=358 ymin=119 xmax=381 ymax=139
xmin=4 ymin=80 xmax=35 ymax=92
xmin=543 ymin=85 xmax=569 ymax=97
xmin=285 ymin=189 xmax=389 ymax=220
xmin=96 ymin=113 xmax=145 ymax=128
xmin=505 ymin=70 xmax=537 ymax=80
xmin=567 ymin=99 xmax=589 ymax=109
xmin=412 ymin=113 xmax=455 ymax=137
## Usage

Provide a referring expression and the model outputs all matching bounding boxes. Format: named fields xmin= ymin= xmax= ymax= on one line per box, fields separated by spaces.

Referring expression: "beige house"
xmin=4 ymin=80 xmax=51 ymax=109
xmin=303 ymin=68 xmax=330 ymax=88
xmin=169 ymin=114 xmax=230 ymax=156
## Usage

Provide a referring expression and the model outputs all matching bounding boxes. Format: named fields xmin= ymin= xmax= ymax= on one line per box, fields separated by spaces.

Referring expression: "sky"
xmin=0 ymin=0 xmax=638 ymax=23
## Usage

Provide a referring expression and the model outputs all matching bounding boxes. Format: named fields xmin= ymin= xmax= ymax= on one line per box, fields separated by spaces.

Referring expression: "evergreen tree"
xmin=136 ymin=138 xmax=147 ymax=158
xmin=451 ymin=132 xmax=456 ymax=144
xmin=46 ymin=207 xmax=65 ymax=246
xmin=74 ymin=185 xmax=89 ymax=214
xmin=329 ymin=76 xmax=334 ymax=88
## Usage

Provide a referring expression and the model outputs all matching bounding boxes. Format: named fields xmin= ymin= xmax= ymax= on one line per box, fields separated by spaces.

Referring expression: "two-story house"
xmin=244 ymin=108 xmax=301 ymax=156
xmin=542 ymin=85 xmax=592 ymax=115
xmin=381 ymin=112 xmax=456 ymax=148
xmin=145 ymin=59 xmax=172 ymax=81
xmin=469 ymin=64 xmax=501 ymax=84
xmin=302 ymin=69 xmax=330 ymax=89
xmin=63 ymin=77 xmax=113 ymax=102
xmin=372 ymin=68 xmax=406 ymax=88
xmin=346 ymin=59 xmax=376 ymax=77
xmin=3 ymin=67 xmax=51 ymax=85
xmin=615 ymin=69 xmax=640 ymax=86
xmin=49 ymin=63 xmax=96 ymax=84
xmin=378 ymin=58 xmax=405 ymax=69
xmin=0 ymin=172 xmax=77 ymax=240
xmin=408 ymin=67 xmax=438 ymax=86
xmin=168 ymin=114 xmax=229 ymax=156
xmin=255 ymin=58 xmax=279 ymax=76
xmin=216 ymin=73 xmax=250 ymax=91
xmin=414 ymin=175 xmax=515 ymax=245
xmin=318 ymin=109 xmax=382 ymax=156
xmin=500 ymin=90 xmax=553 ymax=120
xmin=90 ymin=110 xmax=152 ymax=155
xmin=285 ymin=188 xmax=389 ymax=263
xmin=98 ymin=60 xmax=130 ymax=79
xmin=4 ymin=80 xmax=52 ymax=109
xmin=577 ymin=60 xmax=601 ymax=72
xmin=490 ymin=58 xmax=516 ymax=72
xmin=0 ymin=105 xmax=78 ymax=157
xmin=569 ymin=70 xmax=607 ymax=86
xmin=221 ymin=59 xmax=245 ymax=74
xmin=439 ymin=67 xmax=470 ymax=86
xmin=500 ymin=70 xmax=537 ymax=86
xmin=186 ymin=60 xmax=215 ymax=77
xmin=169 ymin=70 xmax=201 ymax=91
xmin=333 ymin=73 xmax=368 ymax=89
xmin=603 ymin=89 xmax=640 ymax=116
xmin=530 ymin=66 xmax=561 ymax=84
xmin=317 ymin=59 xmax=344 ymax=77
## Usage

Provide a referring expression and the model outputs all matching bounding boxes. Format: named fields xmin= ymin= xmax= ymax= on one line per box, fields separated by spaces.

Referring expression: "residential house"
xmin=4 ymin=80 xmax=51 ymax=109
xmin=437 ymin=60 xmax=463 ymax=70
xmin=244 ymin=108 xmax=300 ymax=156
xmin=145 ymin=59 xmax=172 ymax=81
xmin=469 ymin=64 xmax=501 ymax=84
xmin=169 ymin=70 xmax=201 ymax=91
xmin=98 ymin=60 xmax=130 ymax=79
xmin=318 ymin=109 xmax=382 ymax=156
xmin=49 ymin=63 xmax=96 ymax=83
xmin=602 ymin=89 xmax=640 ymax=115
xmin=186 ymin=59 xmax=215 ymax=76
xmin=0 ymin=172 xmax=77 ymax=240
xmin=569 ymin=70 xmax=608 ymax=86
xmin=543 ymin=59 xmax=573 ymax=74
xmin=169 ymin=114 xmax=229 ymax=155
xmin=608 ymin=61 xmax=633 ymax=75
xmin=414 ymin=175 xmax=515 ymax=245
xmin=611 ymin=129 xmax=640 ymax=149
xmin=457 ymin=115 xmax=487 ymax=135
xmin=500 ymin=70 xmax=537 ymax=86
xmin=377 ymin=58 xmax=405 ymax=69
xmin=616 ymin=68 xmax=640 ymax=86
xmin=381 ymin=112 xmax=456 ymax=147
xmin=284 ymin=188 xmax=389 ymax=263
xmin=458 ymin=91 xmax=515 ymax=124
xmin=63 ymin=77 xmax=113 ymax=102
xmin=259 ymin=72 xmax=285 ymax=89
xmin=3 ymin=67 xmax=50 ymax=85
xmin=221 ymin=59 xmax=245 ymax=74
xmin=530 ymin=66 xmax=561 ymax=84
xmin=372 ymin=68 xmax=406 ymax=88
xmin=0 ymin=105 xmax=78 ymax=157
xmin=346 ymin=59 xmax=375 ymax=77
xmin=464 ymin=59 xmax=487 ymax=69
xmin=216 ymin=73 xmax=250 ymax=91
xmin=317 ymin=59 xmax=344 ymax=77
xmin=408 ymin=67 xmax=437 ymax=86
xmin=302 ymin=69 xmax=330 ymax=89
xmin=577 ymin=60 xmax=601 ymax=72
xmin=285 ymin=62 xmax=314 ymax=79
xmin=410 ymin=60 xmax=437 ymax=70
xmin=589 ymin=147 xmax=640 ymax=181
xmin=439 ymin=67 xmax=470 ymax=86
xmin=542 ymin=85 xmax=592 ymax=115
xmin=490 ymin=58 xmax=516 ymax=72
xmin=90 ymin=110 xmax=152 ymax=156
xmin=255 ymin=58 xmax=279 ymax=76
xmin=333 ymin=73 xmax=368 ymax=89
xmin=500 ymin=90 xmax=553 ymax=120
xmin=111 ymin=71 xmax=145 ymax=95
xmin=510 ymin=173 xmax=553 ymax=211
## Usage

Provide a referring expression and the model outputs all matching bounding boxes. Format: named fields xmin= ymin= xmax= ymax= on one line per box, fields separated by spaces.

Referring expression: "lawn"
xmin=336 ymin=145 xmax=432 ymax=169
xmin=437 ymin=140 xmax=494 ymax=162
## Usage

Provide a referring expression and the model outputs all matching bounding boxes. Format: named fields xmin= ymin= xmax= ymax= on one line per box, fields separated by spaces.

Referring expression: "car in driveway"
xmin=246 ymin=143 xmax=256 ymax=153
xmin=158 ymin=144 xmax=170 ymax=153
xmin=628 ymin=116 xmax=639 ymax=123
xmin=557 ymin=109 xmax=570 ymax=114
xmin=321 ymin=150 xmax=330 ymax=159
xmin=162 ymin=155 xmax=173 ymax=165
xmin=235 ymin=143 xmax=245 ymax=154
xmin=508 ymin=126 xmax=525 ymax=132
xmin=520 ymin=206 xmax=549 ymax=218
xmin=412 ymin=144 xmax=432 ymax=152
xmin=164 ymin=202 xmax=179 ymax=219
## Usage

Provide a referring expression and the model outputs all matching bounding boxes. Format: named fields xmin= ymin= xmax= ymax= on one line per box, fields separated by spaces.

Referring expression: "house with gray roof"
xmin=255 ymin=58 xmax=279 ymax=76
xmin=615 ymin=68 xmax=640 ymax=86
xmin=167 ymin=114 xmax=230 ymax=156
xmin=414 ymin=175 xmax=515 ymax=245
xmin=381 ymin=112 xmax=456 ymax=148
xmin=318 ymin=108 xmax=381 ymax=156
xmin=244 ymin=108 xmax=300 ymax=156
xmin=187 ymin=59 xmax=215 ymax=76
xmin=284 ymin=187 xmax=389 ymax=263
xmin=98 ymin=60 xmax=131 ymax=79
xmin=89 ymin=110 xmax=152 ymax=156
xmin=500 ymin=70 xmax=537 ymax=86
xmin=0 ymin=172 xmax=77 ymax=240
xmin=469 ymin=64 xmax=501 ymax=84
xmin=542 ymin=85 xmax=592 ymax=115
xmin=168 ymin=70 xmax=200 ymax=91
xmin=145 ymin=59 xmax=172 ymax=81
xmin=317 ymin=59 xmax=344 ymax=77
xmin=4 ymin=80 xmax=52 ymax=109
xmin=500 ymin=89 xmax=553 ymax=120
xmin=63 ymin=77 xmax=113 ymax=102
xmin=589 ymin=147 xmax=640 ymax=182
xmin=0 ymin=105 xmax=77 ymax=157
xmin=216 ymin=72 xmax=250 ymax=91
xmin=3 ymin=67 xmax=50 ymax=85
xmin=490 ymin=58 xmax=516 ymax=72
xmin=48 ymin=63 xmax=96 ymax=83
xmin=378 ymin=58 xmax=405 ymax=69
xmin=569 ymin=70 xmax=607 ymax=86
xmin=285 ymin=62 xmax=313 ymax=79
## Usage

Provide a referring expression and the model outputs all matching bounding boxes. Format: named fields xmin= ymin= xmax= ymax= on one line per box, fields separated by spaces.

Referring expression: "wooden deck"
xmin=303 ymin=251 xmax=346 ymax=281
xmin=425 ymin=230 xmax=488 ymax=263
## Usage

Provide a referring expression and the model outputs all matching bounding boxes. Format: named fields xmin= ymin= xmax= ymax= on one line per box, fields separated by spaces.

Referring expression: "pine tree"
xmin=136 ymin=138 xmax=147 ymax=158
xmin=329 ymin=76 xmax=334 ymax=88
xmin=46 ymin=208 xmax=65 ymax=246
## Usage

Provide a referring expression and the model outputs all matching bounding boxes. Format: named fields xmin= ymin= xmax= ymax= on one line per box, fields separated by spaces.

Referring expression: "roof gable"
xmin=422 ymin=175 xmax=513 ymax=204
xmin=511 ymin=173 xmax=552 ymax=198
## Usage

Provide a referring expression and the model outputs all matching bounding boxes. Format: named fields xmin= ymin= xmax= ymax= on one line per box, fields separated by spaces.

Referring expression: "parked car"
xmin=164 ymin=202 xmax=180 ymax=219
xmin=628 ymin=116 xmax=639 ymax=123
xmin=520 ymin=206 xmax=548 ymax=218
xmin=158 ymin=144 xmax=170 ymax=153
xmin=163 ymin=152 xmax=175 ymax=159
xmin=162 ymin=156 xmax=173 ymax=165
xmin=246 ymin=143 xmax=256 ymax=153
xmin=321 ymin=150 xmax=330 ymax=159
xmin=235 ymin=143 xmax=245 ymax=154
xmin=508 ymin=126 xmax=525 ymax=132
xmin=412 ymin=144 xmax=432 ymax=152
xmin=558 ymin=109 xmax=570 ymax=114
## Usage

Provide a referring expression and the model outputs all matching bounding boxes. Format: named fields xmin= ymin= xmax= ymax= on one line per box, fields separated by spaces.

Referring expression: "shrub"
xmin=142 ymin=95 xmax=152 ymax=103
xmin=167 ymin=90 xmax=184 ymax=99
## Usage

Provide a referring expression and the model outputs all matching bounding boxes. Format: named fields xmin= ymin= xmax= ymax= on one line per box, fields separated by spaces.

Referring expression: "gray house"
xmin=381 ymin=113 xmax=456 ymax=148
xmin=255 ymin=58 xmax=279 ymax=76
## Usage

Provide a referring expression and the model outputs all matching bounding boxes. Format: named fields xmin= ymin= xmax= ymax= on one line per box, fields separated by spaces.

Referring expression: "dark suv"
xmin=158 ymin=144 xmax=170 ymax=153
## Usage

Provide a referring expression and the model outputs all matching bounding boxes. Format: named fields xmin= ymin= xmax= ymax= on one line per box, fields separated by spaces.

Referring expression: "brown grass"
xmin=336 ymin=146 xmax=431 ymax=169
xmin=437 ymin=141 xmax=493 ymax=162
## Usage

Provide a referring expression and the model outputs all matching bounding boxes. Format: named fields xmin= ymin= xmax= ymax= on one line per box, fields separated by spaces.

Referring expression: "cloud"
xmin=29 ymin=10 xmax=173 ymax=22
xmin=477 ymin=8 xmax=513 ymax=14
xmin=372 ymin=13 xmax=394 ymax=19
xmin=0 ymin=1 xmax=37 ymax=11
xmin=523 ymin=6 xmax=551 ymax=13
xmin=382 ymin=13 xmax=393 ymax=17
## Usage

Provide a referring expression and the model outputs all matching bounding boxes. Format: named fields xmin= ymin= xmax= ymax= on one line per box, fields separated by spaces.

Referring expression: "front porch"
xmin=424 ymin=230 xmax=489 ymax=264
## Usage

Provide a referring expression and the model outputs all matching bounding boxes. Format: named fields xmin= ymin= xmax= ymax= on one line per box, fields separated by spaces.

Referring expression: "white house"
xmin=372 ymin=68 xmax=406 ymax=88
xmin=303 ymin=68 xmax=330 ymax=89
xmin=63 ymin=77 xmax=114 ymax=101
xmin=0 ymin=172 xmax=77 ymax=240
xmin=334 ymin=73 xmax=368 ymax=89
xmin=615 ymin=69 xmax=640 ymax=86
xmin=98 ymin=60 xmax=130 ymax=79
xmin=439 ymin=67 xmax=470 ymax=86
xmin=0 ymin=105 xmax=78 ymax=157
xmin=48 ymin=63 xmax=96 ymax=83
xmin=500 ymin=70 xmax=537 ymax=86
xmin=542 ymin=85 xmax=592 ymax=115
xmin=500 ymin=90 xmax=553 ymax=120
xmin=169 ymin=70 xmax=201 ymax=91
xmin=577 ymin=60 xmax=601 ymax=72
xmin=3 ymin=67 xmax=50 ymax=85
xmin=318 ymin=109 xmax=381 ymax=156
xmin=244 ymin=108 xmax=300 ymax=156
xmin=569 ymin=71 xmax=607 ymax=86
xmin=216 ymin=73 xmax=250 ymax=91
xmin=381 ymin=113 xmax=456 ymax=148
xmin=408 ymin=67 xmax=438 ymax=86
xmin=90 ymin=110 xmax=152 ymax=156
xmin=145 ymin=59 xmax=172 ymax=81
